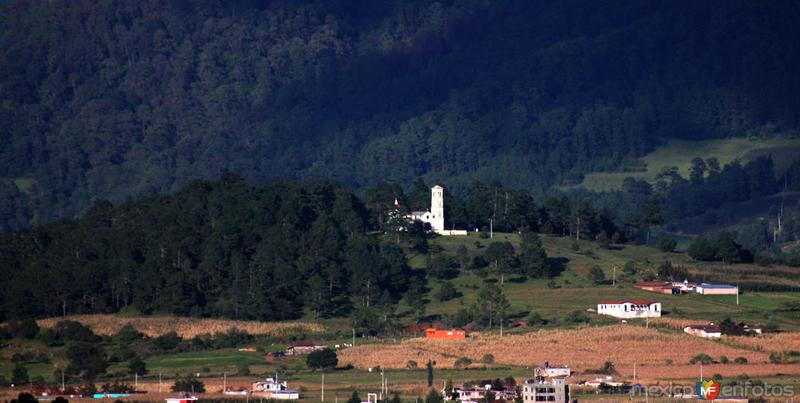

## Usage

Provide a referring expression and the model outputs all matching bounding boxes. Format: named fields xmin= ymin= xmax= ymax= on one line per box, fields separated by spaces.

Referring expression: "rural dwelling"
xmin=449 ymin=387 xmax=486 ymax=403
xmin=535 ymin=364 xmax=571 ymax=378
xmin=425 ymin=328 xmax=466 ymax=339
xmin=597 ymin=300 xmax=661 ymax=319
xmin=285 ymin=340 xmax=327 ymax=355
xmin=684 ymin=325 xmax=722 ymax=339
xmin=634 ymin=281 xmax=679 ymax=295
xmin=252 ymin=377 xmax=300 ymax=400
xmin=671 ymin=280 xmax=696 ymax=293
xmin=695 ymin=283 xmax=738 ymax=295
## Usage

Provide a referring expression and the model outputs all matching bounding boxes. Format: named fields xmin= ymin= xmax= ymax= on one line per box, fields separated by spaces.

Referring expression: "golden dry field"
xmin=339 ymin=325 xmax=800 ymax=382
xmin=37 ymin=314 xmax=325 ymax=338
xmin=725 ymin=332 xmax=800 ymax=353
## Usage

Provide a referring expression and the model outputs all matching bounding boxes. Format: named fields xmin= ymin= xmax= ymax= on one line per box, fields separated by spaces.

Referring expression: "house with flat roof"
xmin=597 ymin=300 xmax=661 ymax=318
xmin=695 ymin=283 xmax=738 ymax=295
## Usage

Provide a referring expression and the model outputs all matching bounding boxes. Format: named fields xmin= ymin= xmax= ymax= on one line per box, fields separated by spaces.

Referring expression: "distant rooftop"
xmin=598 ymin=300 xmax=657 ymax=305
xmin=697 ymin=283 xmax=737 ymax=289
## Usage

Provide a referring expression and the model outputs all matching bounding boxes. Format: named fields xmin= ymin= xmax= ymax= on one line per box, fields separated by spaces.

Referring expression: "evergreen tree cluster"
xmin=0 ymin=175 xmax=410 ymax=321
xmin=687 ymin=231 xmax=752 ymax=263
xmin=657 ymin=157 xmax=782 ymax=221
xmin=1 ymin=0 xmax=800 ymax=231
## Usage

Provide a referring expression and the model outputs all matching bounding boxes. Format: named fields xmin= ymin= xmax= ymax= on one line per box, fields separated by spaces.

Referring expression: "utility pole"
xmin=736 ymin=285 xmax=739 ymax=305
xmin=223 ymin=372 xmax=227 ymax=393
xmin=352 ymin=328 xmax=356 ymax=347
xmin=61 ymin=369 xmax=65 ymax=392
xmin=135 ymin=373 xmax=138 ymax=388
xmin=490 ymin=218 xmax=493 ymax=239
xmin=612 ymin=266 xmax=617 ymax=287
xmin=321 ymin=373 xmax=325 ymax=402
xmin=159 ymin=372 xmax=162 ymax=393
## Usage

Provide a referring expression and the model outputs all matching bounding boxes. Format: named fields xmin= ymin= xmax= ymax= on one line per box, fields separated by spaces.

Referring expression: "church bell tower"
xmin=430 ymin=185 xmax=445 ymax=232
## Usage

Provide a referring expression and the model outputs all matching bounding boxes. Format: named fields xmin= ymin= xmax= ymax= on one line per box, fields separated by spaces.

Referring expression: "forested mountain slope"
xmin=2 ymin=0 xmax=800 ymax=230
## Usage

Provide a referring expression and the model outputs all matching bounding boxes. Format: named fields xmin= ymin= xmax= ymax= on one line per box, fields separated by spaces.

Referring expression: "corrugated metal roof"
xmin=697 ymin=283 xmax=737 ymax=289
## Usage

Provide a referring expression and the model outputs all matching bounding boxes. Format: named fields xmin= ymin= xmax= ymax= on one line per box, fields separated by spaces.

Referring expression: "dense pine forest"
xmin=2 ymin=0 xmax=800 ymax=231
xmin=0 ymin=175 xmax=620 ymax=322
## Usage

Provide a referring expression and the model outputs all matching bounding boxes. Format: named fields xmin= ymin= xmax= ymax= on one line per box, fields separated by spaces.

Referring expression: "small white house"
xmin=253 ymin=377 xmax=288 ymax=392
xmin=695 ymin=283 xmax=738 ymax=295
xmin=684 ymin=325 xmax=722 ymax=339
xmin=597 ymin=300 xmax=661 ymax=318
xmin=252 ymin=377 xmax=300 ymax=400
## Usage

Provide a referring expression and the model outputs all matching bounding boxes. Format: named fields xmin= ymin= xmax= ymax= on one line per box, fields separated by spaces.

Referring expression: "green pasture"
xmin=563 ymin=137 xmax=800 ymax=191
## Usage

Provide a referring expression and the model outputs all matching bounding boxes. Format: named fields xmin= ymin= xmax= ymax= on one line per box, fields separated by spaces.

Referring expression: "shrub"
xmin=12 ymin=364 xmax=29 ymax=385
xmin=598 ymin=361 xmax=615 ymax=374
xmin=237 ymin=363 xmax=250 ymax=376
xmin=115 ymin=324 xmax=143 ymax=343
xmin=128 ymin=357 xmax=148 ymax=376
xmin=564 ymin=310 xmax=589 ymax=324
xmin=482 ymin=354 xmax=495 ymax=364
xmin=768 ymin=352 xmax=784 ymax=363
xmin=426 ymin=389 xmax=444 ymax=403
xmin=435 ymin=282 xmax=461 ymax=302
xmin=454 ymin=357 xmax=472 ymax=368
xmin=623 ymin=261 xmax=638 ymax=275
xmin=689 ymin=353 xmax=714 ymax=364
xmin=407 ymin=360 xmax=418 ymax=369
xmin=527 ymin=312 xmax=545 ymax=326
xmin=658 ymin=238 xmax=677 ymax=252
xmin=52 ymin=321 xmax=98 ymax=343
xmin=733 ymin=356 xmax=748 ymax=364
xmin=306 ymin=348 xmax=338 ymax=370
xmin=720 ymin=355 xmax=729 ymax=364
xmin=587 ymin=266 xmax=605 ymax=284
xmin=17 ymin=319 xmax=40 ymax=339
xmin=154 ymin=331 xmax=181 ymax=351
xmin=171 ymin=376 xmax=205 ymax=393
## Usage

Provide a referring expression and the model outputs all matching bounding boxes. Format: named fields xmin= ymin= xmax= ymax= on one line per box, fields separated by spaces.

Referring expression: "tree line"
xmin=0 ymin=174 xmax=647 ymax=322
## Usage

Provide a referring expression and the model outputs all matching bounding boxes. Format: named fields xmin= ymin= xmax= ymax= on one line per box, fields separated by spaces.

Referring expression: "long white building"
xmin=597 ymin=300 xmax=661 ymax=318
xmin=695 ymin=283 xmax=738 ymax=295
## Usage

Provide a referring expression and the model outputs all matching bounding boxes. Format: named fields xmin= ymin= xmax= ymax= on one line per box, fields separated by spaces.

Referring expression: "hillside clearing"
xmin=564 ymin=137 xmax=800 ymax=191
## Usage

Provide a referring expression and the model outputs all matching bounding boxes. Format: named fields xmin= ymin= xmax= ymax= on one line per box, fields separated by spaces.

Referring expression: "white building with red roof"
xmin=597 ymin=300 xmax=661 ymax=318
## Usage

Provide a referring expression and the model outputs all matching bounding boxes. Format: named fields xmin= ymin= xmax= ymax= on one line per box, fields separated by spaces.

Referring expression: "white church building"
xmin=406 ymin=185 xmax=467 ymax=236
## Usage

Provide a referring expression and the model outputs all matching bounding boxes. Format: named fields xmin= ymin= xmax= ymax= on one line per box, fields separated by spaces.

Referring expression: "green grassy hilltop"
xmin=564 ymin=137 xmax=800 ymax=192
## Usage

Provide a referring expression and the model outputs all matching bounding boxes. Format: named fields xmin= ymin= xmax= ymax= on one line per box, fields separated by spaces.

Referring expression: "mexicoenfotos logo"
xmin=697 ymin=379 xmax=720 ymax=400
